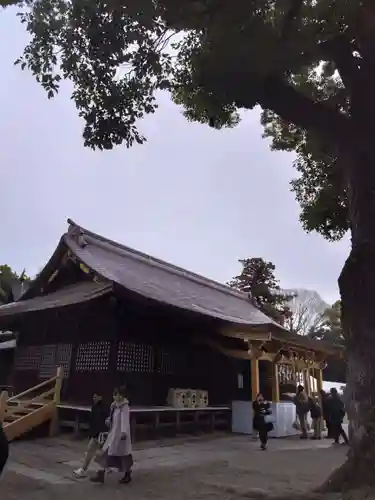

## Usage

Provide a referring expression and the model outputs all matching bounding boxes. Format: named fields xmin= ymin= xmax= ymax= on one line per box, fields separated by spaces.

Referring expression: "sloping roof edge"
xmin=0 ymin=281 xmax=112 ymax=319
xmin=66 ymin=219 xmax=287 ymax=332
xmin=66 ymin=219 xmax=258 ymax=304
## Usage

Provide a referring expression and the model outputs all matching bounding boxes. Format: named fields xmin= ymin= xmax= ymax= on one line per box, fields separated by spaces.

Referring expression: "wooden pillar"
xmin=316 ymin=368 xmax=324 ymax=430
xmin=292 ymin=361 xmax=297 ymax=388
xmin=316 ymin=368 xmax=323 ymax=393
xmin=251 ymin=358 xmax=260 ymax=400
xmin=272 ymin=363 xmax=280 ymax=402
xmin=302 ymin=368 xmax=310 ymax=396
xmin=305 ymin=366 xmax=311 ymax=396
xmin=49 ymin=366 xmax=63 ymax=437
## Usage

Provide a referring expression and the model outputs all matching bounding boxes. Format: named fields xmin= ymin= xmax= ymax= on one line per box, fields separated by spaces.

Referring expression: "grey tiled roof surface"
xmin=0 ymin=281 xmax=111 ymax=318
xmin=65 ymin=222 xmax=281 ymax=329
xmin=0 ymin=220 xmax=344 ymax=355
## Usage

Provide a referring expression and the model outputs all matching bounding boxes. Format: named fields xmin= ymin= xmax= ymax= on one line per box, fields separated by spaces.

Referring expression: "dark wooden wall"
xmin=12 ymin=293 xmax=244 ymax=406
xmin=0 ymin=349 xmax=15 ymax=389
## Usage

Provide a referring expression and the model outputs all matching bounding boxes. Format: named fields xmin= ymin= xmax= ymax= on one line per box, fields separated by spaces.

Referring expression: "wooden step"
xmin=4 ymin=401 xmax=56 ymax=441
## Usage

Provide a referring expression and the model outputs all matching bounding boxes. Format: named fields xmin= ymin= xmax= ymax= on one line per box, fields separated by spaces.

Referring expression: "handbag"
xmin=264 ymin=414 xmax=275 ymax=424
xmin=292 ymin=418 xmax=300 ymax=430
xmin=98 ymin=432 xmax=108 ymax=445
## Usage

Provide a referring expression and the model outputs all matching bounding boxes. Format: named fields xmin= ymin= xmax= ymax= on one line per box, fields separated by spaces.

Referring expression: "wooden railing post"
xmin=0 ymin=391 xmax=8 ymax=423
xmin=54 ymin=366 xmax=63 ymax=404
xmin=49 ymin=366 xmax=63 ymax=437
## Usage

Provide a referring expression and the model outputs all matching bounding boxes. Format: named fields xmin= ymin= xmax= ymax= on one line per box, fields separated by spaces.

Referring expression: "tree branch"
xmin=319 ymin=34 xmax=360 ymax=93
xmin=279 ymin=0 xmax=304 ymax=41
xmin=225 ymin=72 xmax=352 ymax=147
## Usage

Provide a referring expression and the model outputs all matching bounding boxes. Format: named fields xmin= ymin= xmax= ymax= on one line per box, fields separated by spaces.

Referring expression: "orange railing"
xmin=0 ymin=366 xmax=63 ymax=440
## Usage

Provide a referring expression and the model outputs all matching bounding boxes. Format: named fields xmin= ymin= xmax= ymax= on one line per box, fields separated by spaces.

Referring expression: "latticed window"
xmin=75 ymin=341 xmax=111 ymax=372
xmin=15 ymin=346 xmax=41 ymax=371
xmin=116 ymin=342 xmax=153 ymax=373
xmin=39 ymin=343 xmax=73 ymax=379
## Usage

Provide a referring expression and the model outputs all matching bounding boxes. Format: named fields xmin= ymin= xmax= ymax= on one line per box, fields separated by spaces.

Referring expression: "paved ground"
xmin=2 ymin=433 xmax=347 ymax=500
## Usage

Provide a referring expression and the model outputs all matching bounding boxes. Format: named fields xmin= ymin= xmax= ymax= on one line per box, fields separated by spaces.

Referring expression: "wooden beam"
xmin=272 ymin=363 xmax=280 ymax=402
xmin=79 ymin=263 xmax=90 ymax=274
xmin=47 ymin=270 xmax=59 ymax=284
xmin=193 ymin=337 xmax=272 ymax=360
xmin=219 ymin=328 xmax=272 ymax=342
xmin=251 ymin=359 xmax=260 ymax=400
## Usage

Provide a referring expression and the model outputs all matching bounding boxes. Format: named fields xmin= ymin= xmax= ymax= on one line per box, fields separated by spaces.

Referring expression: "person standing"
xmin=0 ymin=420 xmax=9 ymax=478
xmin=252 ymin=393 xmax=273 ymax=450
xmin=308 ymin=396 xmax=322 ymax=439
xmin=320 ymin=389 xmax=332 ymax=439
xmin=329 ymin=388 xmax=349 ymax=445
xmin=73 ymin=392 xmax=109 ymax=478
xmin=91 ymin=386 xmax=133 ymax=485
xmin=294 ymin=385 xmax=309 ymax=439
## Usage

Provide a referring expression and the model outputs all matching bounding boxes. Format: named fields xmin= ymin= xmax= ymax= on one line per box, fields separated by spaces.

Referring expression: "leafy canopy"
xmin=308 ymin=299 xmax=344 ymax=345
xmin=7 ymin=0 xmax=366 ymax=238
xmin=227 ymin=257 xmax=293 ymax=323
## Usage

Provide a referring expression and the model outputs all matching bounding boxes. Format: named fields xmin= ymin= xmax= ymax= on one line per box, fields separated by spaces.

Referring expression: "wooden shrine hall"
xmin=0 ymin=220 xmax=344 ymax=439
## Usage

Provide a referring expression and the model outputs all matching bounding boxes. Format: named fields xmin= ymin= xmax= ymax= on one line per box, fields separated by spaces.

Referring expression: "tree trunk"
xmin=320 ymin=149 xmax=375 ymax=492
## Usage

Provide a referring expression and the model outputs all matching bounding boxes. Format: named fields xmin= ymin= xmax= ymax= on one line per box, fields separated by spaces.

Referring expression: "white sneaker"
xmin=73 ymin=468 xmax=87 ymax=478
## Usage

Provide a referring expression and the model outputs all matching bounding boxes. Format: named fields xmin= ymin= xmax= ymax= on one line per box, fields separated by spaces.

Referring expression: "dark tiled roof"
xmin=65 ymin=220 xmax=283 ymax=331
xmin=0 ymin=282 xmax=111 ymax=318
xmin=0 ymin=219 xmax=343 ymax=355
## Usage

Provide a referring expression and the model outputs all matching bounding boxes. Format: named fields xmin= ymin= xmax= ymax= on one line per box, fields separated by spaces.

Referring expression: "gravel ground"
xmin=2 ymin=435 xmax=347 ymax=500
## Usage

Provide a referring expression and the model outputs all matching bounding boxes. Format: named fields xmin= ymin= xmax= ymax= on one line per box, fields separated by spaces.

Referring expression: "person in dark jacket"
xmin=73 ymin=393 xmax=109 ymax=478
xmin=0 ymin=421 xmax=9 ymax=478
xmin=252 ymin=392 xmax=273 ymax=450
xmin=308 ymin=396 xmax=322 ymax=439
xmin=294 ymin=385 xmax=309 ymax=439
xmin=320 ymin=389 xmax=333 ymax=439
xmin=328 ymin=388 xmax=348 ymax=445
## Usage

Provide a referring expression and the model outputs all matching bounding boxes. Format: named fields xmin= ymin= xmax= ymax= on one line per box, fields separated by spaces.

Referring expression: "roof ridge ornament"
xmin=68 ymin=224 xmax=88 ymax=248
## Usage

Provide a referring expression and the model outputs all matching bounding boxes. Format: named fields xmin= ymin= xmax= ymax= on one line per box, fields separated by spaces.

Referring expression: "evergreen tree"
xmin=228 ymin=258 xmax=293 ymax=324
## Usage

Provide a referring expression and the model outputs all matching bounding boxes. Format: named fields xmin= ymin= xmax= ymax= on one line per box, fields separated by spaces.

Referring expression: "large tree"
xmin=309 ymin=301 xmax=346 ymax=384
xmin=309 ymin=300 xmax=344 ymax=345
xmin=227 ymin=258 xmax=293 ymax=323
xmin=4 ymin=0 xmax=375 ymax=491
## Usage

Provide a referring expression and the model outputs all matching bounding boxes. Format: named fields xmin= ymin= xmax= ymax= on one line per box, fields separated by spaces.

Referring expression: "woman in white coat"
xmin=91 ymin=386 xmax=133 ymax=485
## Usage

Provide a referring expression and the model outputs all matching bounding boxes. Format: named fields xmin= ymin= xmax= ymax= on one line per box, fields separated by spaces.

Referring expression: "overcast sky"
xmin=0 ymin=9 xmax=350 ymax=305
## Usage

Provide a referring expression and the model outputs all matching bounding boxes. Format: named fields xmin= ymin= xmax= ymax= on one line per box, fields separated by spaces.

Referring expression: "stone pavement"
xmin=3 ymin=434 xmax=348 ymax=500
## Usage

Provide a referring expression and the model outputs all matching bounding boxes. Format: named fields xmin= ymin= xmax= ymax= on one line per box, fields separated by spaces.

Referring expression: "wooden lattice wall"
xmin=12 ymin=294 xmax=239 ymax=405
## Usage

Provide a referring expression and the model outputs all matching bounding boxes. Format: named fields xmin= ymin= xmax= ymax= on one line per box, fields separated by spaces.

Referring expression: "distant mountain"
xmin=283 ymin=289 xmax=330 ymax=335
